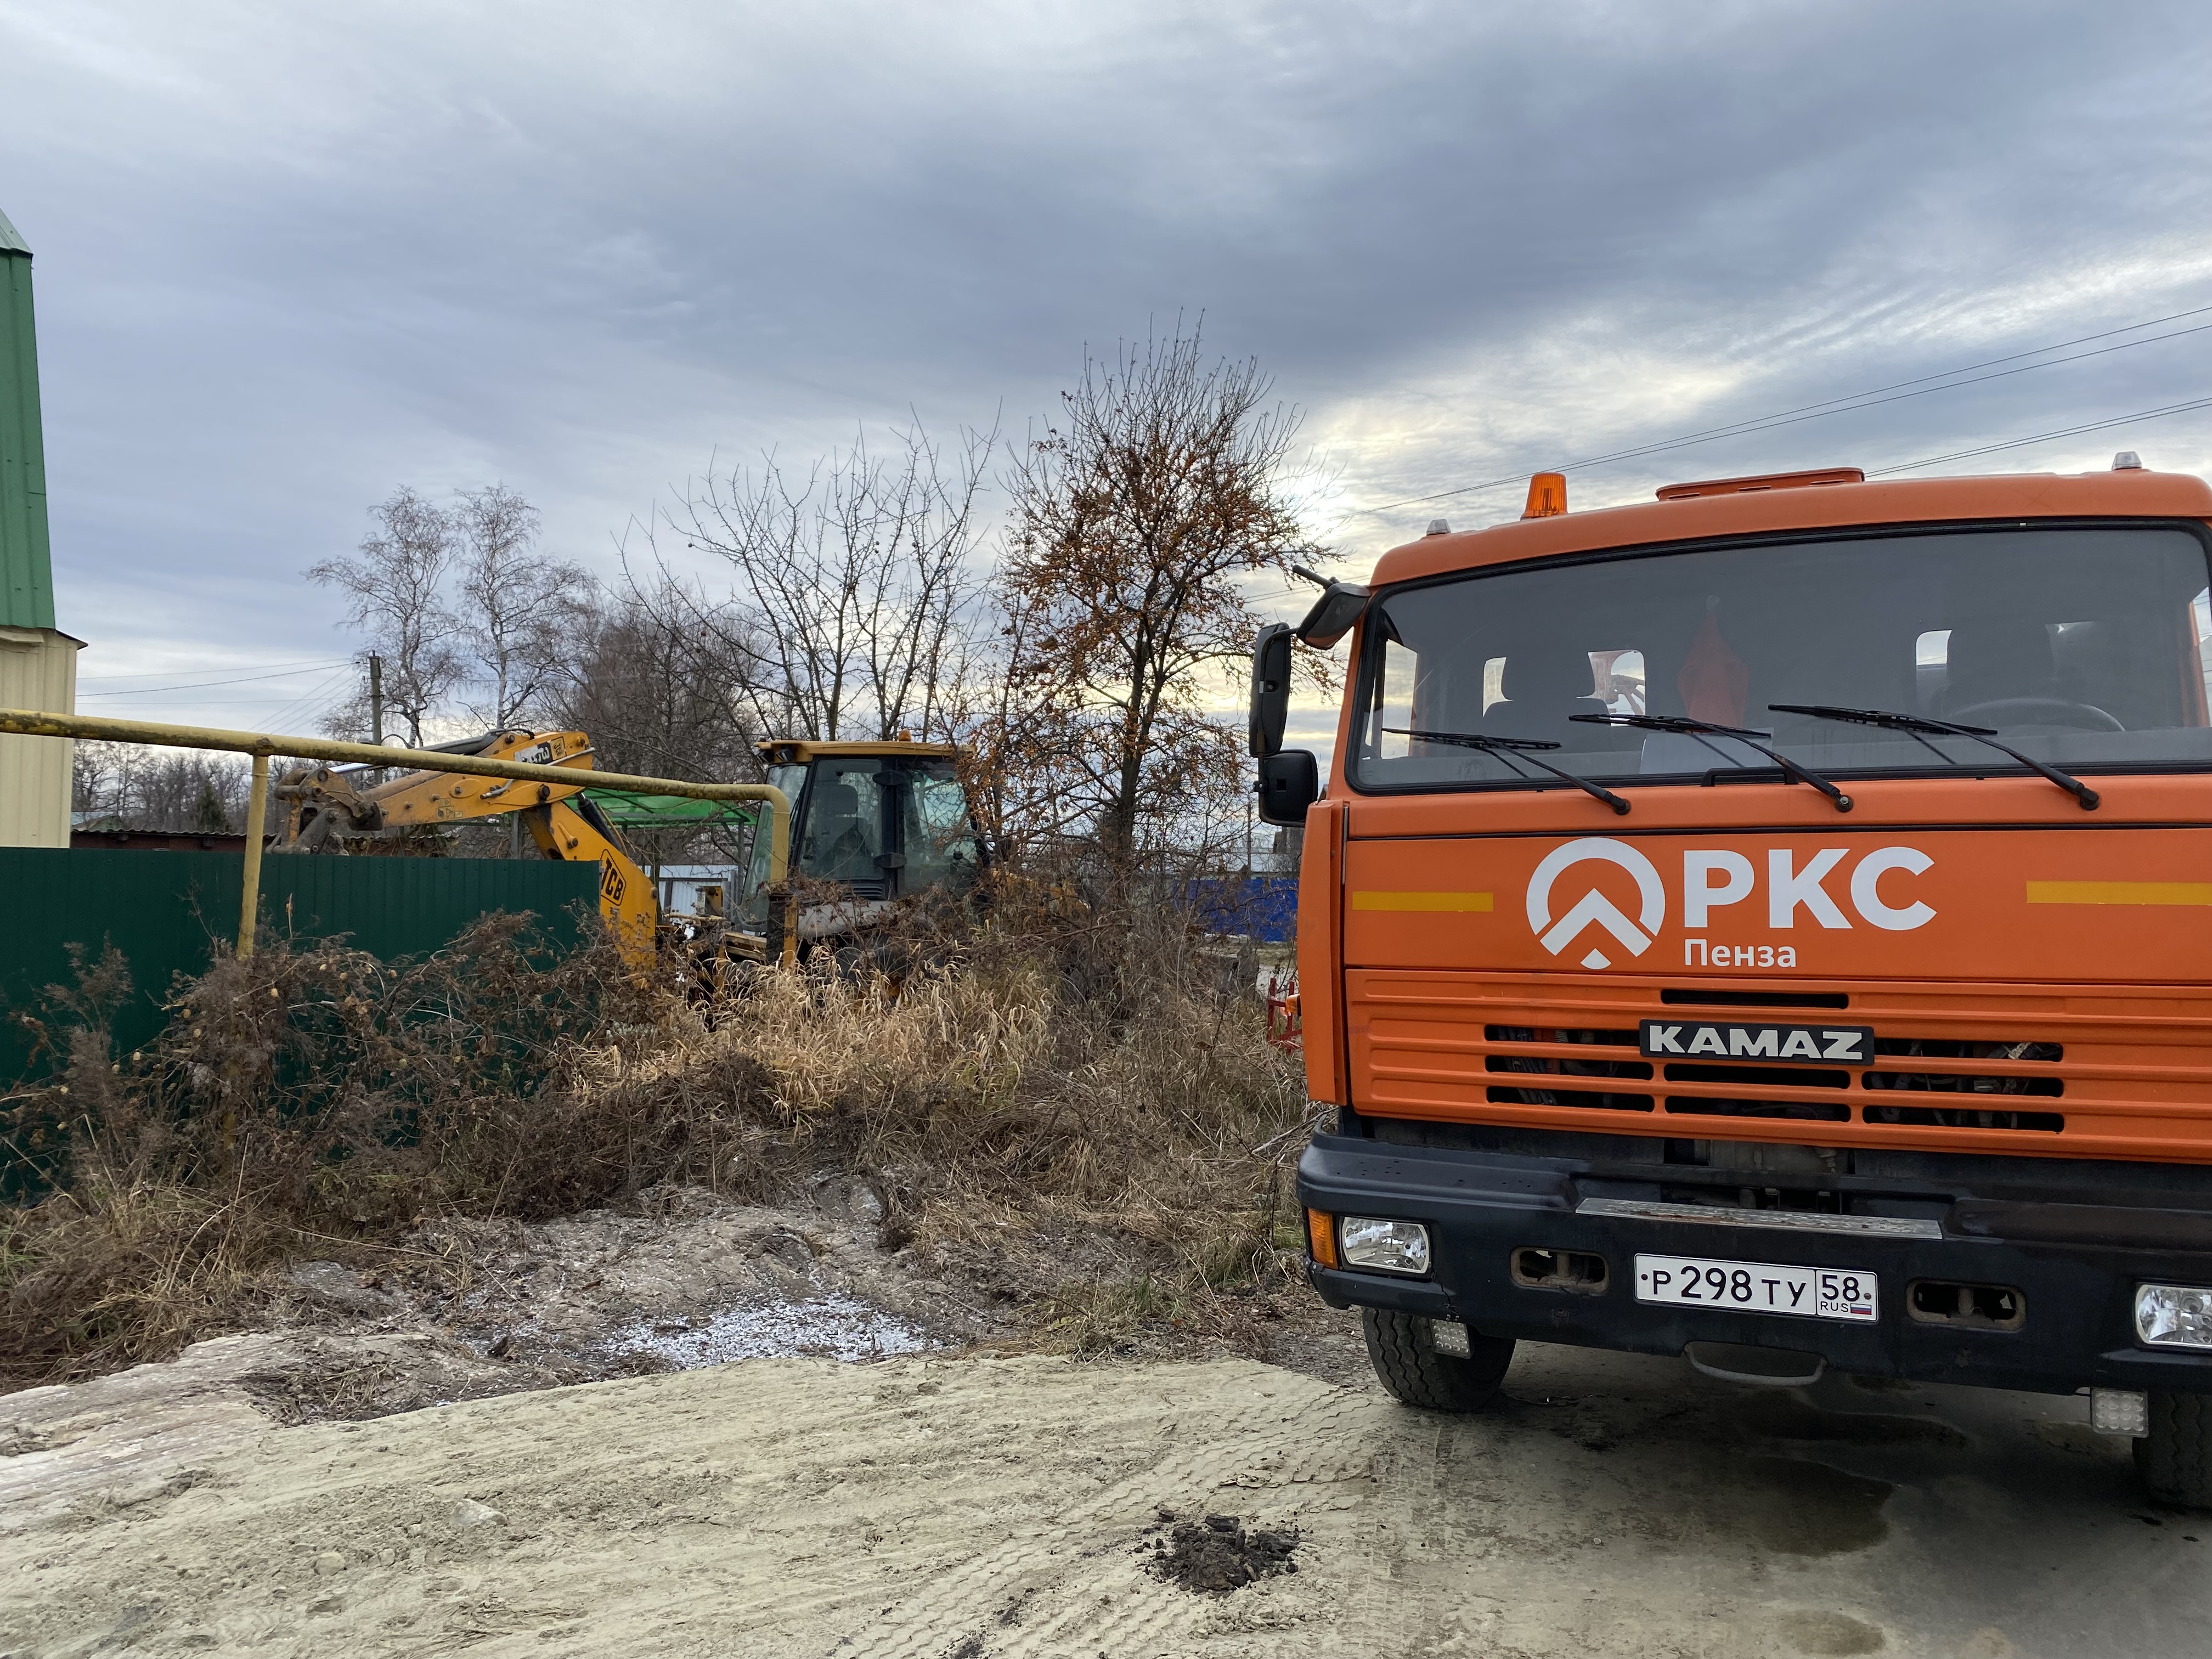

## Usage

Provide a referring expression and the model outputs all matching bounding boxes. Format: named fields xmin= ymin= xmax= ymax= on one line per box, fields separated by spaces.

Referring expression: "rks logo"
xmin=1527 ymin=838 xmax=1666 ymax=970
xmin=1528 ymin=837 xmax=1936 ymax=971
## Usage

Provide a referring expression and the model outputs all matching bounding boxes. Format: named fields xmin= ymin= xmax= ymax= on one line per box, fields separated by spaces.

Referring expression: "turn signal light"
xmin=1305 ymin=1208 xmax=1339 ymax=1269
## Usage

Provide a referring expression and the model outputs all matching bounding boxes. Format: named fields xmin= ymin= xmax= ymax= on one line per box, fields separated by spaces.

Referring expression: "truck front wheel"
xmin=2135 ymin=1392 xmax=2212 ymax=1509
xmin=1360 ymin=1308 xmax=1515 ymax=1412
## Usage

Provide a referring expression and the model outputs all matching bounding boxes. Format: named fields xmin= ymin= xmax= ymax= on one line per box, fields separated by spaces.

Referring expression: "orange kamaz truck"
xmin=1252 ymin=457 xmax=2212 ymax=1507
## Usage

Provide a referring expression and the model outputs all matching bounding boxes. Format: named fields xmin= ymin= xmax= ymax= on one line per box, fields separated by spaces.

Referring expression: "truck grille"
xmin=1352 ymin=969 xmax=2212 ymax=1162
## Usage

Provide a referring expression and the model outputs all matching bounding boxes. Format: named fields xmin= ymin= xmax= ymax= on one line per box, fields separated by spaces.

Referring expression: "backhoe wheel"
xmin=1361 ymin=1307 xmax=1515 ymax=1413
xmin=2135 ymin=1392 xmax=2212 ymax=1509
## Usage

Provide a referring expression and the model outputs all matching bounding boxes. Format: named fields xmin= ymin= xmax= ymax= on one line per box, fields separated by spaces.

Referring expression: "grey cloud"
xmin=2 ymin=0 xmax=2207 ymax=726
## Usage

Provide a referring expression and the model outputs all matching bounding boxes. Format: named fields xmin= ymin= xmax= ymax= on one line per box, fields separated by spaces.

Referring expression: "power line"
xmin=77 ymin=655 xmax=349 ymax=686
xmin=84 ymin=696 xmax=352 ymax=709
xmin=79 ymin=661 xmax=356 ymax=697
xmin=261 ymin=665 xmax=361 ymax=732
xmin=1637 ymin=302 xmax=2212 ymax=431
xmin=1350 ymin=301 xmax=2212 ymax=517
xmin=1865 ymin=396 xmax=2212 ymax=475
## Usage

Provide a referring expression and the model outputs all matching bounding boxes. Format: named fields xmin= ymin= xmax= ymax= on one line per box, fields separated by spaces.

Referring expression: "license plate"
xmin=1635 ymin=1253 xmax=1878 ymax=1322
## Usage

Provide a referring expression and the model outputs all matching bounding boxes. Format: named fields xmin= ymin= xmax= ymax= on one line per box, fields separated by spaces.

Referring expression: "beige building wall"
xmin=0 ymin=624 xmax=80 ymax=847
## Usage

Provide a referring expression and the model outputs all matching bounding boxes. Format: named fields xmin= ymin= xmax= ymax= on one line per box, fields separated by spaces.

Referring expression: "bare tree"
xmin=549 ymin=579 xmax=760 ymax=782
xmin=72 ymin=742 xmax=252 ymax=833
xmin=308 ymin=488 xmax=462 ymax=746
xmin=539 ymin=582 xmax=766 ymax=866
xmin=645 ymin=420 xmax=994 ymax=743
xmin=997 ymin=325 xmax=1321 ymax=865
xmin=452 ymin=484 xmax=596 ymax=730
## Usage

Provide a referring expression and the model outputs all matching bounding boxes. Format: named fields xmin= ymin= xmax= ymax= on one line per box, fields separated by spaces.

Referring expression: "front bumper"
xmin=1297 ymin=1131 xmax=2212 ymax=1396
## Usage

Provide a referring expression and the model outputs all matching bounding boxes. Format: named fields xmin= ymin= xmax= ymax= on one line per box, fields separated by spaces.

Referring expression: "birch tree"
xmin=308 ymin=488 xmax=462 ymax=746
xmin=451 ymin=484 xmax=595 ymax=729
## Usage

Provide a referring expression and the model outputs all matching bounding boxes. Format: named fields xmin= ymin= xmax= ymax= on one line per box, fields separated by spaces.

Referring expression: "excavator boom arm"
xmin=523 ymin=798 xmax=658 ymax=962
xmin=271 ymin=730 xmax=658 ymax=965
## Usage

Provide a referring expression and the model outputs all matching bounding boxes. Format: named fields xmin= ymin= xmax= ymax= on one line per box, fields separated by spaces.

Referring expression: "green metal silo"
xmin=0 ymin=205 xmax=80 ymax=849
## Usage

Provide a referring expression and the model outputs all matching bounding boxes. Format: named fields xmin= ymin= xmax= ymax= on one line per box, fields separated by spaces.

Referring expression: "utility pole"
xmin=368 ymin=653 xmax=384 ymax=744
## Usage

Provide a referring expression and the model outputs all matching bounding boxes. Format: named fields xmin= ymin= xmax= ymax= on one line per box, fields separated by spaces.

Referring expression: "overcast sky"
xmin=3 ymin=0 xmax=2209 ymax=743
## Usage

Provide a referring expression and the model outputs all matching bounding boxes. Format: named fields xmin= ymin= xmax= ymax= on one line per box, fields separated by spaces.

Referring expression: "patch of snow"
xmin=614 ymin=1294 xmax=933 ymax=1369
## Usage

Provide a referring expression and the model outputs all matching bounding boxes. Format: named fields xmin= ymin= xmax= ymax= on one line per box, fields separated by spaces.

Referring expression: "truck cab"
xmin=1262 ymin=460 xmax=2212 ymax=1506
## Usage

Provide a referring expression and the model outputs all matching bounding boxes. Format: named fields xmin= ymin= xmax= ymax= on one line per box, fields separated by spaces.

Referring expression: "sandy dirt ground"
xmin=5 ymin=1316 xmax=2208 ymax=1659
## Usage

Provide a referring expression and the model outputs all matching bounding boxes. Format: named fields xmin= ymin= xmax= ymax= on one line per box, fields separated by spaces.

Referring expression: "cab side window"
xmin=901 ymin=764 xmax=978 ymax=894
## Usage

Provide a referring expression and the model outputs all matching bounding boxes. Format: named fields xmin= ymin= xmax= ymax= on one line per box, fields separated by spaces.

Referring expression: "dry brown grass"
xmin=2 ymin=892 xmax=1310 ymax=1387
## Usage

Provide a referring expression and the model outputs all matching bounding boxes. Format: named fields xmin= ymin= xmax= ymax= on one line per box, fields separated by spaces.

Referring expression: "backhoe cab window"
xmin=741 ymin=762 xmax=809 ymax=904
xmin=1352 ymin=525 xmax=2212 ymax=793
xmin=900 ymin=763 xmax=979 ymax=895
xmin=801 ymin=762 xmax=888 ymax=883
xmin=741 ymin=756 xmax=977 ymax=915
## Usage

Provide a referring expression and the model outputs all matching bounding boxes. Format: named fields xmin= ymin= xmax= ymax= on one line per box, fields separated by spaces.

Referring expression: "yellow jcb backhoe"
xmin=269 ymin=730 xmax=984 ymax=973
xmin=746 ymin=737 xmax=983 ymax=946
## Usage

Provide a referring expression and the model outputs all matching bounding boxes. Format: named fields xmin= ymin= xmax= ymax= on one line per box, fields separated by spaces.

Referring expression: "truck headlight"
xmin=2134 ymin=1283 xmax=2212 ymax=1350
xmin=1339 ymin=1217 xmax=1431 ymax=1276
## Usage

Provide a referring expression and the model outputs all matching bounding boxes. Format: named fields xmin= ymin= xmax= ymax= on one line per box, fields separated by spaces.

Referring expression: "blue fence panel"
xmin=1183 ymin=876 xmax=1298 ymax=943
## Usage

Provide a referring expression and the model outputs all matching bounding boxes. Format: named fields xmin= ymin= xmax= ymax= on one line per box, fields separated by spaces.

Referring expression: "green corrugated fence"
xmin=0 ymin=849 xmax=600 ymax=1083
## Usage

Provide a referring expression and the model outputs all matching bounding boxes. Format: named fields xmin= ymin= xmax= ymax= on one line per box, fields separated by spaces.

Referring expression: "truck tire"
xmin=1361 ymin=1307 xmax=1515 ymax=1412
xmin=2135 ymin=1392 xmax=2212 ymax=1509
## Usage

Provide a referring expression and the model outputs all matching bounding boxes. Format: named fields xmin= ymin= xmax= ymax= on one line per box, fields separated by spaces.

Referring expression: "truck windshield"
xmin=1351 ymin=524 xmax=2212 ymax=794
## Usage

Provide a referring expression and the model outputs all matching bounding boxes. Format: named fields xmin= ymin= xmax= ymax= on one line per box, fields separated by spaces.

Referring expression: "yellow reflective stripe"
xmin=2025 ymin=881 xmax=2212 ymax=906
xmin=1350 ymin=890 xmax=1495 ymax=912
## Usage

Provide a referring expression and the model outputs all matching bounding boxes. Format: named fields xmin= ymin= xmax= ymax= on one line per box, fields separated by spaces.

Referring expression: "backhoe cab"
xmin=744 ymin=738 xmax=980 ymax=944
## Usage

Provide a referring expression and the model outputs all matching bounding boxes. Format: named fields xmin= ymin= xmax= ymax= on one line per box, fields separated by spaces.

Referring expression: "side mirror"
xmin=1294 ymin=578 xmax=1369 ymax=649
xmin=1256 ymin=749 xmax=1319 ymax=826
xmin=1248 ymin=623 xmax=1293 ymax=758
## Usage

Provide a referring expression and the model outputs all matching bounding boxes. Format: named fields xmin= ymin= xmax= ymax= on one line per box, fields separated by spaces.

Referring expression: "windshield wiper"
xmin=1767 ymin=704 xmax=2100 ymax=811
xmin=1384 ymin=729 xmax=1629 ymax=815
xmin=1571 ymin=712 xmax=1853 ymax=812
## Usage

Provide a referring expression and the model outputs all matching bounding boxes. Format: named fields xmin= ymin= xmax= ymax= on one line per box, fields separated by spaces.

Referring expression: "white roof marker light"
xmin=2113 ymin=451 xmax=2144 ymax=470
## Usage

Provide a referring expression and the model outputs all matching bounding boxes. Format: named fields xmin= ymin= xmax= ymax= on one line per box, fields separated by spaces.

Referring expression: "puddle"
xmin=614 ymin=1294 xmax=934 ymax=1369
xmin=1736 ymin=1393 xmax=1971 ymax=1450
xmin=1725 ymin=1457 xmax=1894 ymax=1555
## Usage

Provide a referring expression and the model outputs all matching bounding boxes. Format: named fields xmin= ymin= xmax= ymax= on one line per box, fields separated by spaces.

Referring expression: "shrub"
xmin=2 ymin=890 xmax=1308 ymax=1386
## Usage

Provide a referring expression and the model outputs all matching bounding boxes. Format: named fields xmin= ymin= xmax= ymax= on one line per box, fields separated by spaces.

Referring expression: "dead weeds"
xmin=3 ymin=890 xmax=1312 ymax=1389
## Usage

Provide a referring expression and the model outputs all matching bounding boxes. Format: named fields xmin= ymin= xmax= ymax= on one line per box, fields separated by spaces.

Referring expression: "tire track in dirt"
xmin=9 ymin=1341 xmax=2192 ymax=1658
xmin=863 ymin=1383 xmax=1380 ymax=1658
xmin=1 ymin=1357 xmax=1384 ymax=1658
